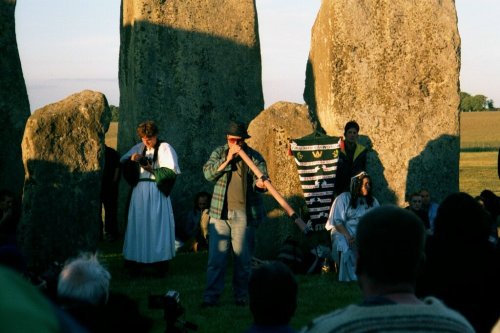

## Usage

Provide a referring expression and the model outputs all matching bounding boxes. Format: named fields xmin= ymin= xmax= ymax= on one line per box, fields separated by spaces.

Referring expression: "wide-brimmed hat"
xmin=227 ymin=121 xmax=251 ymax=139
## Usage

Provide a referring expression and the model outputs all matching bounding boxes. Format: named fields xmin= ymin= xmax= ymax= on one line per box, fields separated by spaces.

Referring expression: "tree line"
xmin=110 ymin=105 xmax=119 ymax=121
xmin=460 ymin=92 xmax=497 ymax=112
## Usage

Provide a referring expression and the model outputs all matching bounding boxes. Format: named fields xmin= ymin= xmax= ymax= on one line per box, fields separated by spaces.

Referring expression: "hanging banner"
xmin=290 ymin=132 xmax=341 ymax=229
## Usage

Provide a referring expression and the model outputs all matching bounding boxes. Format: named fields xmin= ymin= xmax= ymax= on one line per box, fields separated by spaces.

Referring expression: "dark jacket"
xmin=335 ymin=142 xmax=367 ymax=195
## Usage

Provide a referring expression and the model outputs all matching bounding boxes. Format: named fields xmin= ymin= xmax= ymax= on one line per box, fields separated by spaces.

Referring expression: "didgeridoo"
xmin=238 ymin=149 xmax=310 ymax=234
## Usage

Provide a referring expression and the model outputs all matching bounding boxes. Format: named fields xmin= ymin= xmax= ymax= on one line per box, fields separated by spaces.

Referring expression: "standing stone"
xmin=0 ymin=0 xmax=31 ymax=194
xmin=246 ymin=102 xmax=314 ymax=258
xmin=304 ymin=0 xmax=460 ymax=205
xmin=19 ymin=90 xmax=111 ymax=274
xmin=118 ymin=0 xmax=264 ymax=219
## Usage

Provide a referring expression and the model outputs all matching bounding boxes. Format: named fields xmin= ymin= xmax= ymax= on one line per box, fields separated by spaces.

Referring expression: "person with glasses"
xmin=201 ymin=120 xmax=269 ymax=308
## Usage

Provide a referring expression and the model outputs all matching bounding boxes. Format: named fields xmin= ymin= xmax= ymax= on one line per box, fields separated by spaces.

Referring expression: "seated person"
xmin=0 ymin=190 xmax=25 ymax=274
xmin=246 ymin=261 xmax=298 ymax=333
xmin=176 ymin=191 xmax=211 ymax=252
xmin=405 ymin=192 xmax=430 ymax=231
xmin=57 ymin=253 xmax=152 ymax=333
xmin=301 ymin=206 xmax=474 ymax=333
xmin=420 ymin=188 xmax=439 ymax=233
xmin=417 ymin=192 xmax=500 ymax=333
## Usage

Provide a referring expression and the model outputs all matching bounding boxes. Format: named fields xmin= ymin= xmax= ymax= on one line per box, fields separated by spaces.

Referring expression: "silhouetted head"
xmin=356 ymin=206 xmax=425 ymax=285
xmin=479 ymin=189 xmax=500 ymax=217
xmin=434 ymin=192 xmax=491 ymax=245
xmin=249 ymin=261 xmax=298 ymax=326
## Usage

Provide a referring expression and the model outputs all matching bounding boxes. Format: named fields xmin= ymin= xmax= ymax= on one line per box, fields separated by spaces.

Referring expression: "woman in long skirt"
xmin=120 ymin=121 xmax=180 ymax=275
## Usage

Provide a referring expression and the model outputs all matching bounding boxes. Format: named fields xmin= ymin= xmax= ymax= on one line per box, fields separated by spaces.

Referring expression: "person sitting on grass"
xmin=405 ymin=192 xmax=430 ymax=231
xmin=57 ymin=253 xmax=152 ymax=333
xmin=245 ymin=261 xmax=298 ymax=333
xmin=301 ymin=206 xmax=474 ymax=333
xmin=416 ymin=192 xmax=500 ymax=333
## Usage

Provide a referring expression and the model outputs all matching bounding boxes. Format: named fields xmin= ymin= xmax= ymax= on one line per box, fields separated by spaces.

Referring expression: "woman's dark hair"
xmin=136 ymin=121 xmax=159 ymax=138
xmin=350 ymin=174 xmax=374 ymax=208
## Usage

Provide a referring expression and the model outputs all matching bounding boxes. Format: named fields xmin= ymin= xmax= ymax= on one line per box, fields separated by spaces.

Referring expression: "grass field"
xmin=459 ymin=112 xmax=500 ymax=196
xmin=460 ymin=111 xmax=500 ymax=150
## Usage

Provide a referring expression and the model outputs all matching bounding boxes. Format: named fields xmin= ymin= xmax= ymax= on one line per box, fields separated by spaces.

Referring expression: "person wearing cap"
xmin=335 ymin=121 xmax=367 ymax=196
xmin=201 ymin=120 xmax=269 ymax=307
xmin=326 ymin=171 xmax=379 ymax=281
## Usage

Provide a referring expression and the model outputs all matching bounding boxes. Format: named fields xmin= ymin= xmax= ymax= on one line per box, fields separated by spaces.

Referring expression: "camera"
xmin=138 ymin=156 xmax=150 ymax=166
xmin=149 ymin=291 xmax=197 ymax=333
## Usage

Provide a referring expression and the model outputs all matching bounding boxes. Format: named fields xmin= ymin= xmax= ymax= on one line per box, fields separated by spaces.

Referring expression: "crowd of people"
xmin=1 ymin=118 xmax=499 ymax=332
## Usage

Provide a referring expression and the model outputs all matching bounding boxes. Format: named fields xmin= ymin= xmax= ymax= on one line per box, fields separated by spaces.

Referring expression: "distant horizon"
xmin=16 ymin=0 xmax=500 ymax=112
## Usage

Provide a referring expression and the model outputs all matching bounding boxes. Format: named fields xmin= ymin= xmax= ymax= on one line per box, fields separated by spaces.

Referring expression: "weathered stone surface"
xmin=0 ymin=0 xmax=31 ymax=194
xmin=246 ymin=102 xmax=314 ymax=258
xmin=304 ymin=0 xmax=460 ymax=205
xmin=118 ymin=0 xmax=264 ymax=220
xmin=18 ymin=90 xmax=111 ymax=274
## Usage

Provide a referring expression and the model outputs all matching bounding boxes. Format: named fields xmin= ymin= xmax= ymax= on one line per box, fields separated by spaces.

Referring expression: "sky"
xmin=15 ymin=0 xmax=500 ymax=112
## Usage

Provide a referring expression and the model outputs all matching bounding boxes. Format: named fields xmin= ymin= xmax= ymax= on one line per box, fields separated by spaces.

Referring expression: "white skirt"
xmin=123 ymin=181 xmax=175 ymax=263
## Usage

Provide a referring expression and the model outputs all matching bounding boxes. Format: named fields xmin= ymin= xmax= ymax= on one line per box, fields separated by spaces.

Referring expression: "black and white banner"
xmin=290 ymin=133 xmax=341 ymax=229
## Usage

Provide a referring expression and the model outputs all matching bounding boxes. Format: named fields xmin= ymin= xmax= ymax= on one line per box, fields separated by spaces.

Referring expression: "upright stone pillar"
xmin=0 ymin=0 xmax=31 ymax=194
xmin=119 ymin=0 xmax=264 ymax=218
xmin=19 ymin=90 xmax=110 ymax=274
xmin=304 ymin=0 xmax=460 ymax=204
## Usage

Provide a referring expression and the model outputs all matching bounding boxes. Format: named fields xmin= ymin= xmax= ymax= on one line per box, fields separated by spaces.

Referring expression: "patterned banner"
xmin=291 ymin=132 xmax=341 ymax=229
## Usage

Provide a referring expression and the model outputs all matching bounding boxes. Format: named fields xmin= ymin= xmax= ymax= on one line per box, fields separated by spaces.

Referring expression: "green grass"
xmin=459 ymin=151 xmax=500 ymax=197
xmin=97 ymin=241 xmax=361 ymax=333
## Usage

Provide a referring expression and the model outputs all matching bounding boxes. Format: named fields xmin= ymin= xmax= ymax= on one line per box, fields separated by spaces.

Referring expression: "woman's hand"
xmin=131 ymin=153 xmax=142 ymax=162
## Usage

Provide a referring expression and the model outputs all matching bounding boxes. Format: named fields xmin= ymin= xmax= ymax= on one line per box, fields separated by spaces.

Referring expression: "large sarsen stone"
xmin=18 ymin=90 xmax=111 ymax=274
xmin=304 ymin=0 xmax=461 ymax=204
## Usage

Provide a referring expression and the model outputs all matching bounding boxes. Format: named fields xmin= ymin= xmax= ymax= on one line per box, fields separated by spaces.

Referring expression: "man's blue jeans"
xmin=203 ymin=209 xmax=254 ymax=303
